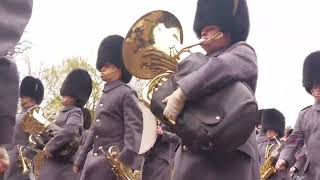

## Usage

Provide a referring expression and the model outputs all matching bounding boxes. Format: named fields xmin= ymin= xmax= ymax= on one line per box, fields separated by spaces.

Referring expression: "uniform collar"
xmin=207 ymin=46 xmax=229 ymax=57
xmin=312 ymin=102 xmax=320 ymax=111
xmin=61 ymin=105 xmax=76 ymax=112
xmin=102 ymin=80 xmax=124 ymax=93
xmin=207 ymin=41 xmax=250 ymax=57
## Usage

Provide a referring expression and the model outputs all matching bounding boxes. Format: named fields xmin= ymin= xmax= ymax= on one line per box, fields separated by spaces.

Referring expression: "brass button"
xmin=182 ymin=145 xmax=188 ymax=151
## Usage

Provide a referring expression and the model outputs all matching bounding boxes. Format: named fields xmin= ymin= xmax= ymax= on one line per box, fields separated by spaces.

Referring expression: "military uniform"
xmin=4 ymin=76 xmax=44 ymax=180
xmin=38 ymin=106 xmax=83 ymax=180
xmin=142 ymin=125 xmax=179 ymax=180
xmin=39 ymin=69 xmax=92 ymax=180
xmin=259 ymin=139 xmax=289 ymax=180
xmin=258 ymin=108 xmax=289 ymax=180
xmin=171 ymin=0 xmax=259 ymax=179
xmin=278 ymin=51 xmax=320 ymax=180
xmin=75 ymin=81 xmax=144 ymax=180
xmin=279 ymin=104 xmax=320 ymax=180
xmin=0 ymin=1 xmax=33 ymax=179
xmin=0 ymin=0 xmax=33 ymax=145
xmin=4 ymin=109 xmax=31 ymax=180
xmin=74 ymin=35 xmax=144 ymax=180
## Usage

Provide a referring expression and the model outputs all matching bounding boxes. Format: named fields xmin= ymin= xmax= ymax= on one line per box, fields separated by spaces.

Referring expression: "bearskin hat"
xmin=193 ymin=0 xmax=250 ymax=43
xmin=0 ymin=0 xmax=33 ymax=57
xmin=302 ymin=51 xmax=320 ymax=94
xmin=20 ymin=76 xmax=44 ymax=104
xmin=261 ymin=108 xmax=285 ymax=138
xmin=60 ymin=69 xmax=93 ymax=108
xmin=96 ymin=35 xmax=132 ymax=83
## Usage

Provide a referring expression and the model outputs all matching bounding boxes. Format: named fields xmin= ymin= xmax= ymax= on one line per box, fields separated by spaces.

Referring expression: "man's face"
xmin=200 ymin=25 xmax=230 ymax=54
xmin=265 ymin=129 xmax=278 ymax=139
xmin=100 ymin=64 xmax=121 ymax=82
xmin=61 ymin=96 xmax=74 ymax=107
xmin=20 ymin=96 xmax=32 ymax=109
xmin=311 ymin=84 xmax=320 ymax=102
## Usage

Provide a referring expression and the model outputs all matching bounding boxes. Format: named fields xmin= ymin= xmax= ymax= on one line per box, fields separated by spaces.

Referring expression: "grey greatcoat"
xmin=172 ymin=42 xmax=259 ymax=180
xmin=0 ymin=58 xmax=19 ymax=146
xmin=279 ymin=103 xmax=320 ymax=180
xmin=0 ymin=0 xmax=32 ymax=144
xmin=142 ymin=125 xmax=179 ymax=180
xmin=38 ymin=106 xmax=83 ymax=180
xmin=4 ymin=109 xmax=30 ymax=180
xmin=258 ymin=139 xmax=290 ymax=180
xmin=74 ymin=80 xmax=144 ymax=180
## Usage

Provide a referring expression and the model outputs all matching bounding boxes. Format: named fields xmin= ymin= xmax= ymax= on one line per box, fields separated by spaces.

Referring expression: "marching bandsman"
xmin=39 ymin=69 xmax=92 ymax=180
xmin=162 ymin=0 xmax=259 ymax=179
xmin=4 ymin=76 xmax=44 ymax=180
xmin=73 ymin=35 xmax=144 ymax=180
xmin=258 ymin=108 xmax=289 ymax=180
xmin=0 ymin=0 xmax=33 ymax=174
xmin=276 ymin=51 xmax=320 ymax=180
xmin=142 ymin=124 xmax=179 ymax=180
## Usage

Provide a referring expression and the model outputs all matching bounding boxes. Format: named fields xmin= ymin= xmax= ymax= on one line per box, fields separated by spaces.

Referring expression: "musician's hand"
xmin=156 ymin=126 xmax=164 ymax=135
xmin=73 ymin=165 xmax=81 ymax=173
xmin=163 ymin=87 xmax=186 ymax=122
xmin=276 ymin=159 xmax=287 ymax=171
xmin=43 ymin=146 xmax=52 ymax=158
xmin=0 ymin=145 xmax=9 ymax=173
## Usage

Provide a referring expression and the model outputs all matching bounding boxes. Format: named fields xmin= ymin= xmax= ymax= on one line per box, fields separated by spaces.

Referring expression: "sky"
xmin=17 ymin=0 xmax=320 ymax=126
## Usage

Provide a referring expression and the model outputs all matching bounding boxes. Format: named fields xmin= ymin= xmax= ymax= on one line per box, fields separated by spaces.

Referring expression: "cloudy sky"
xmin=18 ymin=0 xmax=320 ymax=126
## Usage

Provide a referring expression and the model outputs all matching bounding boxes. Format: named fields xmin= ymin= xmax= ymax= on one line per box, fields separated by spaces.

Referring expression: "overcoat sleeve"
xmin=118 ymin=90 xmax=144 ymax=169
xmin=74 ymin=128 xmax=94 ymax=167
xmin=45 ymin=109 xmax=83 ymax=154
xmin=279 ymin=112 xmax=305 ymax=163
xmin=177 ymin=43 xmax=257 ymax=100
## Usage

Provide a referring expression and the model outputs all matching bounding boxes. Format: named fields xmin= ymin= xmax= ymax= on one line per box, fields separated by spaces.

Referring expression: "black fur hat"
xmin=60 ymin=69 xmax=93 ymax=108
xmin=193 ymin=0 xmax=250 ymax=43
xmin=261 ymin=108 xmax=285 ymax=138
xmin=20 ymin=76 xmax=44 ymax=104
xmin=302 ymin=51 xmax=320 ymax=94
xmin=96 ymin=35 xmax=132 ymax=83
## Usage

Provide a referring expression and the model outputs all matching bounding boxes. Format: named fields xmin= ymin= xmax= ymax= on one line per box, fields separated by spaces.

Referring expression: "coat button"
xmin=93 ymin=153 xmax=98 ymax=156
xmin=182 ymin=145 xmax=188 ymax=151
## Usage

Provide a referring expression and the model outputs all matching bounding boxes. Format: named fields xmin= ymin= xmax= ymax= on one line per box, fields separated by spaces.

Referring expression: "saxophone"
xmin=99 ymin=146 xmax=141 ymax=180
xmin=260 ymin=138 xmax=283 ymax=180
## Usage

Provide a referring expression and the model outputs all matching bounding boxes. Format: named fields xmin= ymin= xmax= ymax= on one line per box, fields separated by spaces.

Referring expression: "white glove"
xmin=163 ymin=87 xmax=187 ymax=122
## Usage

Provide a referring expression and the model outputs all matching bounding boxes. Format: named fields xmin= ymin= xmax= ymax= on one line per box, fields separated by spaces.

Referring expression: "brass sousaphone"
xmin=123 ymin=10 xmax=259 ymax=153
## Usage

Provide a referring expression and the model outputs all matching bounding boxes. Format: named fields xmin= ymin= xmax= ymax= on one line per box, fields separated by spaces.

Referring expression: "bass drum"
xmin=137 ymin=101 xmax=157 ymax=154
